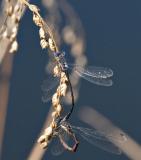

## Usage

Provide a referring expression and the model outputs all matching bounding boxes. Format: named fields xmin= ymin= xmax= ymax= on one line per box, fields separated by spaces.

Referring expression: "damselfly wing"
xmin=41 ymin=64 xmax=113 ymax=103
xmin=51 ymin=122 xmax=127 ymax=156
xmin=41 ymin=74 xmax=58 ymax=103
xmin=51 ymin=126 xmax=70 ymax=156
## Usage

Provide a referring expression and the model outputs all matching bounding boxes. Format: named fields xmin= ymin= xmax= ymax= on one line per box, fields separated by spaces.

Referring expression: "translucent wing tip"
xmin=104 ymin=68 xmax=113 ymax=78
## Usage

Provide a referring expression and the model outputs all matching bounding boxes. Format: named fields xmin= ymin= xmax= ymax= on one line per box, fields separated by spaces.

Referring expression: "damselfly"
xmin=42 ymin=51 xmax=113 ymax=103
xmin=44 ymin=116 xmax=127 ymax=156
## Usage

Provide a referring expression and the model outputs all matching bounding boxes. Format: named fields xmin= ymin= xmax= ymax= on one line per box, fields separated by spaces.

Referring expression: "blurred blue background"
xmin=1 ymin=0 xmax=141 ymax=159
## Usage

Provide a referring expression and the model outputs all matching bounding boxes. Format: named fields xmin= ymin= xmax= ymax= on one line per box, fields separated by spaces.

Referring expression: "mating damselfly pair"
xmin=41 ymin=115 xmax=127 ymax=156
xmin=40 ymin=51 xmax=127 ymax=155
xmin=42 ymin=51 xmax=113 ymax=103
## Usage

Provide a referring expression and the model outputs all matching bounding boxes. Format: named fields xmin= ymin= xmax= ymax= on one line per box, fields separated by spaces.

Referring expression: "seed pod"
xmin=60 ymin=72 xmax=68 ymax=83
xmin=45 ymin=126 xmax=53 ymax=136
xmin=51 ymin=121 xmax=57 ymax=129
xmin=57 ymin=83 xmax=67 ymax=96
xmin=2 ymin=30 xmax=8 ymax=39
xmin=52 ymin=93 xmax=59 ymax=106
xmin=14 ymin=3 xmax=21 ymax=13
xmin=10 ymin=27 xmax=18 ymax=40
xmin=37 ymin=135 xmax=46 ymax=143
xmin=53 ymin=65 xmax=60 ymax=77
xmin=40 ymin=39 xmax=48 ymax=49
xmin=56 ymin=104 xmax=62 ymax=114
xmin=6 ymin=5 xmax=14 ymax=16
xmin=9 ymin=40 xmax=18 ymax=53
xmin=52 ymin=111 xmax=59 ymax=118
xmin=48 ymin=38 xmax=53 ymax=45
xmin=48 ymin=38 xmax=55 ymax=51
xmin=39 ymin=27 xmax=45 ymax=39
xmin=33 ymin=13 xmax=42 ymax=27
xmin=41 ymin=141 xmax=48 ymax=149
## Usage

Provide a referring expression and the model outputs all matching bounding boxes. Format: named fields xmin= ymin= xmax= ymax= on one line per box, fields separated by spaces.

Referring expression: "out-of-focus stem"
xmin=0 ymin=53 xmax=13 ymax=158
xmin=79 ymin=106 xmax=141 ymax=160
xmin=0 ymin=0 xmax=29 ymax=64
xmin=27 ymin=108 xmax=53 ymax=160
xmin=0 ymin=0 xmax=29 ymax=157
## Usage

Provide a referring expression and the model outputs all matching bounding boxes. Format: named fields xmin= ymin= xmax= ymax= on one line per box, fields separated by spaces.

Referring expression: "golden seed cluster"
xmin=19 ymin=0 xmax=70 ymax=149
xmin=0 ymin=1 xmax=23 ymax=53
xmin=38 ymin=66 xmax=69 ymax=148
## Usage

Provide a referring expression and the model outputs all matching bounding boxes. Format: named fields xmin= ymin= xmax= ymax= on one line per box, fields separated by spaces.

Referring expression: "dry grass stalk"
xmin=0 ymin=0 xmax=29 ymax=64
xmin=27 ymin=0 xmax=87 ymax=158
xmin=0 ymin=0 xmax=29 ymax=157
xmin=0 ymin=53 xmax=13 ymax=158
xmin=20 ymin=0 xmax=71 ymax=149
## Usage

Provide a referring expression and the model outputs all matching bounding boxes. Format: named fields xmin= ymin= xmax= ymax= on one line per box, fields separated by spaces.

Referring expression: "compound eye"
xmin=53 ymin=52 xmax=61 ymax=57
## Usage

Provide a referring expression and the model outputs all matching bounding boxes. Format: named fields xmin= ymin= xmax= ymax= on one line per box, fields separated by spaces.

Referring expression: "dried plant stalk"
xmin=0 ymin=0 xmax=29 ymax=64
xmin=0 ymin=0 xmax=29 ymax=157
xmin=19 ymin=0 xmax=72 ymax=149
xmin=28 ymin=0 xmax=87 ymax=158
xmin=0 ymin=53 xmax=13 ymax=159
xmin=79 ymin=106 xmax=141 ymax=160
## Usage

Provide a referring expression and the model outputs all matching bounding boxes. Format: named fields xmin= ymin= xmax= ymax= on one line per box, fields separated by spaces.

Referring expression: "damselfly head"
xmin=53 ymin=51 xmax=65 ymax=57
xmin=53 ymin=51 xmax=61 ymax=57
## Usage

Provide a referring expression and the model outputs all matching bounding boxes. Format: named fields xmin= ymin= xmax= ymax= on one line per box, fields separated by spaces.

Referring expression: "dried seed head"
xmin=57 ymin=83 xmax=67 ymax=96
xmin=14 ymin=4 xmax=21 ymax=13
xmin=11 ymin=14 xmax=16 ymax=22
xmin=10 ymin=27 xmax=18 ymax=40
xmin=37 ymin=135 xmax=49 ymax=149
xmin=40 ymin=39 xmax=48 ymax=49
xmin=53 ymin=65 xmax=60 ymax=77
xmin=15 ymin=16 xmax=20 ymax=24
xmin=12 ymin=26 xmax=18 ymax=34
xmin=41 ymin=141 xmax=48 ymax=149
xmin=56 ymin=104 xmax=62 ymax=113
xmin=48 ymin=38 xmax=53 ymax=45
xmin=45 ymin=126 xmax=53 ymax=136
xmin=52 ymin=111 xmax=58 ymax=118
xmin=37 ymin=135 xmax=46 ymax=143
xmin=39 ymin=27 xmax=45 ymax=39
xmin=6 ymin=5 xmax=14 ymax=16
xmin=33 ymin=13 xmax=42 ymax=27
xmin=52 ymin=93 xmax=59 ymax=106
xmin=2 ymin=30 xmax=8 ymax=39
xmin=51 ymin=121 xmax=57 ymax=129
xmin=48 ymin=38 xmax=55 ymax=51
xmin=61 ymin=72 xmax=66 ymax=78
xmin=60 ymin=72 xmax=68 ymax=83
xmin=9 ymin=40 xmax=18 ymax=53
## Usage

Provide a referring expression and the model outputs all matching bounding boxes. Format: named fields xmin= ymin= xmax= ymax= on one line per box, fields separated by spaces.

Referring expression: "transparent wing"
xmin=72 ymin=65 xmax=113 ymax=78
xmin=69 ymin=64 xmax=113 ymax=86
xmin=71 ymin=125 xmax=127 ymax=154
xmin=75 ymin=73 xmax=113 ymax=86
xmin=51 ymin=137 xmax=65 ymax=156
xmin=51 ymin=128 xmax=70 ymax=156
xmin=41 ymin=75 xmax=59 ymax=103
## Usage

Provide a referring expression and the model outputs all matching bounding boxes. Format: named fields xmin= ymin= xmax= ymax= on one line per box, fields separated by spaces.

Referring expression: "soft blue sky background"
xmin=2 ymin=0 xmax=141 ymax=160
